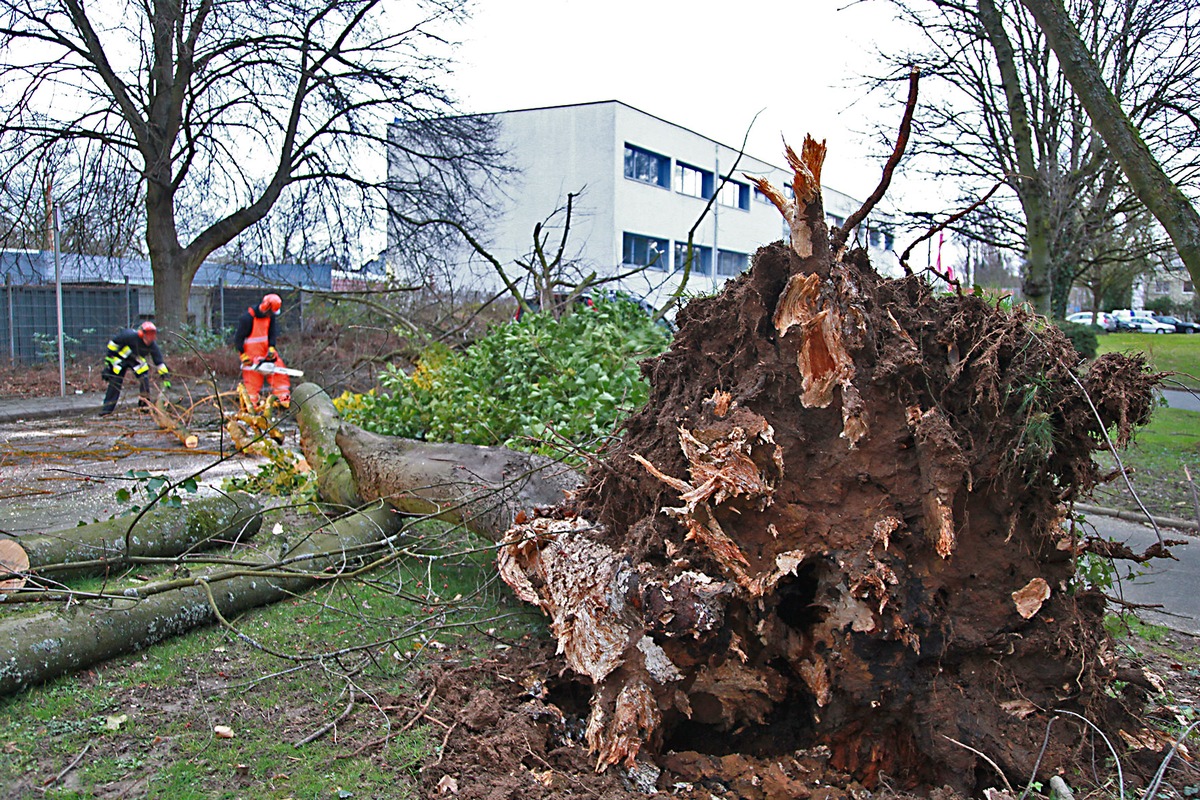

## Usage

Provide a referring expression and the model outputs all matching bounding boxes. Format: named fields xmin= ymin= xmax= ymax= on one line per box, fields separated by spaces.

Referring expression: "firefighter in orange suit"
xmin=233 ymin=293 xmax=291 ymax=407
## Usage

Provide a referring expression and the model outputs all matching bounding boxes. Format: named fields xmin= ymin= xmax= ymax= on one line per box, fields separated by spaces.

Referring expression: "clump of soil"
xmin=445 ymin=199 xmax=1160 ymax=799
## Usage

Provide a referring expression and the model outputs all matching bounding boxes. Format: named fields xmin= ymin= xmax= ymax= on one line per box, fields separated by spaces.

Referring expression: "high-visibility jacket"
xmin=233 ymin=306 xmax=277 ymax=359
xmin=103 ymin=328 xmax=168 ymax=380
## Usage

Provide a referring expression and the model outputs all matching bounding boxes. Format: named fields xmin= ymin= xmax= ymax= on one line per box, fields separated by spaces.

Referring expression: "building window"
xmin=883 ymin=229 xmax=894 ymax=251
xmin=1185 ymin=281 xmax=1195 ymax=293
xmin=716 ymin=249 xmax=749 ymax=277
xmin=1154 ymin=281 xmax=1170 ymax=294
xmin=673 ymin=242 xmax=712 ymax=275
xmin=826 ymin=214 xmax=845 ymax=228
xmin=624 ymin=144 xmax=670 ymax=188
xmin=675 ymin=163 xmax=714 ymax=199
xmin=717 ymin=178 xmax=750 ymax=210
xmin=753 ymin=187 xmax=774 ymax=204
xmin=623 ymin=232 xmax=669 ymax=270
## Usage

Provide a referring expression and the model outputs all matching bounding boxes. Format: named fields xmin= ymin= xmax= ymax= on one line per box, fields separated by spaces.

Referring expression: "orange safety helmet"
xmin=138 ymin=321 xmax=157 ymax=343
xmin=259 ymin=293 xmax=282 ymax=315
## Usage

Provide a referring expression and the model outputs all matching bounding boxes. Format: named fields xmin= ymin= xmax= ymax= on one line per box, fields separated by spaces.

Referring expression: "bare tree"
xmin=886 ymin=0 xmax=1200 ymax=316
xmin=0 ymin=0 xmax=504 ymax=333
xmin=0 ymin=139 xmax=143 ymax=258
xmin=1020 ymin=0 xmax=1200 ymax=292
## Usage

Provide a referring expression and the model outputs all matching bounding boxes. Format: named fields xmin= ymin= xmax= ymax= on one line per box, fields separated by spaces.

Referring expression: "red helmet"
xmin=260 ymin=293 xmax=282 ymax=314
xmin=138 ymin=321 xmax=157 ymax=343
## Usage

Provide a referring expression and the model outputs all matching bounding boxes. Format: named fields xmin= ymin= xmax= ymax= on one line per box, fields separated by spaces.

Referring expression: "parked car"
xmin=1065 ymin=311 xmax=1133 ymax=331
xmin=1126 ymin=315 xmax=1176 ymax=334
xmin=1066 ymin=311 xmax=1111 ymax=328
xmin=1152 ymin=315 xmax=1200 ymax=334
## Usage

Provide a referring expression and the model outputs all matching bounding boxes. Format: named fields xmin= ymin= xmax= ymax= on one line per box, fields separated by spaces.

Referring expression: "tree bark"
xmin=334 ymin=425 xmax=582 ymax=541
xmin=978 ymin=0 xmax=1054 ymax=315
xmin=0 ymin=503 xmax=404 ymax=695
xmin=5 ymin=493 xmax=262 ymax=581
xmin=1020 ymin=0 xmax=1200 ymax=289
xmin=293 ymin=382 xmax=364 ymax=511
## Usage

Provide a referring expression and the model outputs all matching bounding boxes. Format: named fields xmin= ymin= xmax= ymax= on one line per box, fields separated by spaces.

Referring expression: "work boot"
xmin=98 ymin=408 xmax=114 ymax=417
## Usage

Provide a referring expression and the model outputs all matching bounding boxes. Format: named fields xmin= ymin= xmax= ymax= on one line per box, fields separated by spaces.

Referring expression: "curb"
xmin=1075 ymin=502 xmax=1198 ymax=535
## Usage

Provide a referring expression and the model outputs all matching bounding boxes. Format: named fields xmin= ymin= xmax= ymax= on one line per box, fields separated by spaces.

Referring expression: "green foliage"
xmin=1144 ymin=296 xmax=1177 ymax=316
xmin=335 ymin=296 xmax=672 ymax=458
xmin=178 ymin=323 xmax=232 ymax=352
xmin=221 ymin=440 xmax=318 ymax=506
xmin=114 ymin=469 xmax=198 ymax=513
xmin=33 ymin=331 xmax=82 ymax=363
xmin=1055 ymin=320 xmax=1099 ymax=359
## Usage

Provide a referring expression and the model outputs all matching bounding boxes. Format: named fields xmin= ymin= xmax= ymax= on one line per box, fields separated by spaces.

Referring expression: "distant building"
xmin=387 ymin=100 xmax=898 ymax=309
xmin=1144 ymin=262 xmax=1196 ymax=314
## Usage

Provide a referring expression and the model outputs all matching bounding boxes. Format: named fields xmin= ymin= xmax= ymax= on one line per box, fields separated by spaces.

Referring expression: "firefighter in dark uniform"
xmin=233 ymin=293 xmax=291 ymax=408
xmin=99 ymin=321 xmax=170 ymax=416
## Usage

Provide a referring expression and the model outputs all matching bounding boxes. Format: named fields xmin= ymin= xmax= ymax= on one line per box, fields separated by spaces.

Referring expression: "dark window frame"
xmin=624 ymin=144 xmax=670 ymax=189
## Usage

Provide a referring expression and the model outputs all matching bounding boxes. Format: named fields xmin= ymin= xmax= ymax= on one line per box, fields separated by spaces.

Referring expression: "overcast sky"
xmin=448 ymin=0 xmax=914 ymax=204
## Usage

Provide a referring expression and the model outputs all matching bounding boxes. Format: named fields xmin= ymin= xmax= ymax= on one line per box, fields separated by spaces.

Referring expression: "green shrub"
xmin=1055 ymin=320 xmax=1099 ymax=359
xmin=335 ymin=296 xmax=672 ymax=460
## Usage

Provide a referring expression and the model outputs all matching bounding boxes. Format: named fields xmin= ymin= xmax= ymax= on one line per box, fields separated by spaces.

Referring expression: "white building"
xmin=388 ymin=100 xmax=899 ymax=309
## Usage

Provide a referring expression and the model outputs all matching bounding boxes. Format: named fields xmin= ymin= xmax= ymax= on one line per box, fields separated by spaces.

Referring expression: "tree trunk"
xmin=293 ymin=382 xmax=364 ymax=511
xmin=0 ymin=503 xmax=404 ymax=696
xmin=1020 ymin=0 xmax=1200 ymax=289
xmin=6 ymin=492 xmax=262 ymax=581
xmin=145 ymin=181 xmax=189 ymax=335
xmin=978 ymin=0 xmax=1054 ymax=315
xmin=334 ymin=425 xmax=582 ymax=540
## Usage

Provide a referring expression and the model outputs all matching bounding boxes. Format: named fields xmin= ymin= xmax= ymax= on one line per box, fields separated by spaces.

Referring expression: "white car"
xmin=1127 ymin=315 xmax=1176 ymax=334
xmin=1066 ymin=311 xmax=1110 ymax=327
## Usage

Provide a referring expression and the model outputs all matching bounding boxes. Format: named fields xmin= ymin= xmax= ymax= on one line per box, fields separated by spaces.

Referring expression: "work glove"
xmin=240 ymin=352 xmax=252 ymax=365
xmin=162 ymin=380 xmax=172 ymax=390
xmin=265 ymin=347 xmax=278 ymax=362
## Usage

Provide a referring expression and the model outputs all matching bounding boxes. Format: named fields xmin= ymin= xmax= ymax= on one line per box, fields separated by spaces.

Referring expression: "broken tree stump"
xmin=3 ymin=492 xmax=263 ymax=581
xmin=493 ymin=136 xmax=1160 ymax=792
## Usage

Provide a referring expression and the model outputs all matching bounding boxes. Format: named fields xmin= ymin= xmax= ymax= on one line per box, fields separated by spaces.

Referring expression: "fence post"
xmin=5 ymin=274 xmax=13 ymax=366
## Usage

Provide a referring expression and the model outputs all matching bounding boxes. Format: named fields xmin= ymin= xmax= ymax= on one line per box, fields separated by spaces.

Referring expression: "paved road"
xmin=1163 ymin=388 xmax=1200 ymax=412
xmin=1091 ymin=515 xmax=1199 ymax=634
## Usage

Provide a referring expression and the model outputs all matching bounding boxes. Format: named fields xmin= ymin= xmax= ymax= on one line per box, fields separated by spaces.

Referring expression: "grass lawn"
xmin=1091 ymin=406 xmax=1200 ymax=519
xmin=1096 ymin=332 xmax=1200 ymax=390
xmin=0 ymin=514 xmax=543 ymax=799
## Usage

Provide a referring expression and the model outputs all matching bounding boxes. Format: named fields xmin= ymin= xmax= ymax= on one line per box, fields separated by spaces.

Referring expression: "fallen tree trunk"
xmin=334 ymin=139 xmax=1159 ymax=795
xmin=4 ymin=493 xmax=263 ymax=582
xmin=0 ymin=502 xmax=404 ymax=695
xmin=293 ymin=382 xmax=364 ymax=510
xmin=335 ymin=425 xmax=582 ymax=540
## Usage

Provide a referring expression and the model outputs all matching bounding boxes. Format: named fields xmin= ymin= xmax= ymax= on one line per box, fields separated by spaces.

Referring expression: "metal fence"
xmin=0 ymin=281 xmax=303 ymax=367
xmin=1 ymin=281 xmax=140 ymax=365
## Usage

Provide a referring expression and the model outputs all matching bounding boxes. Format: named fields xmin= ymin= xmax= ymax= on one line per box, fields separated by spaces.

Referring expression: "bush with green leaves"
xmin=1055 ymin=320 xmax=1099 ymax=359
xmin=335 ymin=297 xmax=672 ymax=458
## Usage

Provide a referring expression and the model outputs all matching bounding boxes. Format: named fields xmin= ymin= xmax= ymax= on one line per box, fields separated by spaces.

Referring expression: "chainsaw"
xmin=242 ymin=361 xmax=305 ymax=377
